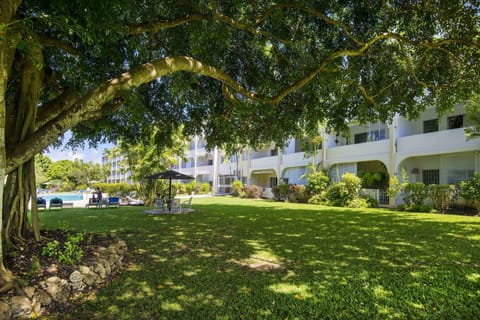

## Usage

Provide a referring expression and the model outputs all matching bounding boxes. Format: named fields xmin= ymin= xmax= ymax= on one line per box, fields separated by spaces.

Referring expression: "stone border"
xmin=0 ymin=234 xmax=127 ymax=319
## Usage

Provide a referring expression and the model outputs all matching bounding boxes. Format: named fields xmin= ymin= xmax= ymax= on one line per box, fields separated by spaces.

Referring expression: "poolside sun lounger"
xmin=49 ymin=197 xmax=63 ymax=209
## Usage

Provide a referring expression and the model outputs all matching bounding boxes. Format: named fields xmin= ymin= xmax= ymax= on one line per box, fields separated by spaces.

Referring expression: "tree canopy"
xmin=0 ymin=0 xmax=479 ymax=287
xmin=3 ymin=0 xmax=480 ymax=171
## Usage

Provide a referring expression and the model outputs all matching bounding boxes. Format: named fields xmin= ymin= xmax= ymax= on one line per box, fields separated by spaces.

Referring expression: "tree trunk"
xmin=0 ymin=0 xmax=25 ymax=292
xmin=3 ymin=37 xmax=44 ymax=246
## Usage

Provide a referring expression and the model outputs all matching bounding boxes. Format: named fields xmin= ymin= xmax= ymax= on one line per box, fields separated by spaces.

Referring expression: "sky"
xmin=45 ymin=144 xmax=109 ymax=164
xmin=44 ymin=131 xmax=113 ymax=164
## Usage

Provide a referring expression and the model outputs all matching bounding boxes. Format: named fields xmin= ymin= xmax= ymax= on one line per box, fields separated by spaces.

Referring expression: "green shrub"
xmin=342 ymin=173 xmax=362 ymax=197
xmin=288 ymin=185 xmax=307 ymax=203
xmin=347 ymin=197 xmax=369 ymax=208
xmin=325 ymin=182 xmax=349 ymax=207
xmin=42 ymin=233 xmax=84 ymax=266
xmin=406 ymin=204 xmax=434 ymax=213
xmin=428 ymin=184 xmax=456 ymax=213
xmin=325 ymin=173 xmax=362 ymax=207
xmin=307 ymin=193 xmax=326 ymax=205
xmin=184 ymin=181 xmax=202 ymax=194
xmin=403 ymin=182 xmax=427 ymax=206
xmin=359 ymin=171 xmax=387 ymax=189
xmin=362 ymin=195 xmax=379 ymax=208
xmin=461 ymin=173 xmax=480 ymax=213
xmin=306 ymin=171 xmax=330 ymax=195
xmin=201 ymin=182 xmax=211 ymax=193
xmin=92 ymin=183 xmax=135 ymax=197
xmin=232 ymin=180 xmax=243 ymax=197
xmin=175 ymin=183 xmax=186 ymax=194
xmin=272 ymin=184 xmax=289 ymax=201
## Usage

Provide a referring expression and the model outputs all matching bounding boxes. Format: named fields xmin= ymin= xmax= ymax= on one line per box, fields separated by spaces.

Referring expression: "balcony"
xmin=282 ymin=152 xmax=314 ymax=168
xmin=396 ymin=128 xmax=476 ymax=157
xmin=251 ymin=156 xmax=278 ymax=171
xmin=327 ymin=139 xmax=390 ymax=164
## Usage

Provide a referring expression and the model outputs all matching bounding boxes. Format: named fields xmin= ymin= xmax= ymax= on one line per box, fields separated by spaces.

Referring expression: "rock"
xmin=82 ymin=273 xmax=97 ymax=286
xmin=46 ymin=264 xmax=58 ymax=274
xmin=34 ymin=289 xmax=52 ymax=306
xmin=10 ymin=296 xmax=32 ymax=319
xmin=79 ymin=265 xmax=91 ymax=275
xmin=45 ymin=277 xmax=71 ymax=302
xmin=2 ymin=235 xmax=127 ymax=318
xmin=70 ymin=271 xmax=83 ymax=283
xmin=70 ymin=271 xmax=86 ymax=290
xmin=93 ymin=263 xmax=106 ymax=279
xmin=0 ymin=301 xmax=12 ymax=320
xmin=24 ymin=286 xmax=36 ymax=298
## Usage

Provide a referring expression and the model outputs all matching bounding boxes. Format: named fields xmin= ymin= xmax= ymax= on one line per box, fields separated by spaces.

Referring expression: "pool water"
xmin=38 ymin=193 xmax=84 ymax=202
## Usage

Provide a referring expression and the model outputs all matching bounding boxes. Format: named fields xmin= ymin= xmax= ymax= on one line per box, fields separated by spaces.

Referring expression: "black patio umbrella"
xmin=144 ymin=170 xmax=195 ymax=207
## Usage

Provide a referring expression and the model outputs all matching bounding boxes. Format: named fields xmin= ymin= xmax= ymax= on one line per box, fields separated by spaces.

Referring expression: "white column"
xmin=388 ymin=115 xmax=398 ymax=207
xmin=194 ymin=136 xmax=198 ymax=181
xmin=213 ymin=147 xmax=219 ymax=194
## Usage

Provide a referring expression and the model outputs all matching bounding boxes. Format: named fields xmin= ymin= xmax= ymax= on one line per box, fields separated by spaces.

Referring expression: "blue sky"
xmin=45 ymin=144 xmax=108 ymax=163
xmin=44 ymin=131 xmax=112 ymax=164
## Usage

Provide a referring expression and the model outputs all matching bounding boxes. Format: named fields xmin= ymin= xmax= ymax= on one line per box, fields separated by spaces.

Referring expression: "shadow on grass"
xmin=40 ymin=198 xmax=480 ymax=319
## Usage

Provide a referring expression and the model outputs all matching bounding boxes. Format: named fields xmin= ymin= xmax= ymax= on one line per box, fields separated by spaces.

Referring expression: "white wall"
xmin=283 ymin=167 xmax=307 ymax=185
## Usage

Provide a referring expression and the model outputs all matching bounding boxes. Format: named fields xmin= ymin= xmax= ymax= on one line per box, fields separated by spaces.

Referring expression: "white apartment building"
xmin=175 ymin=104 xmax=480 ymax=206
xmin=102 ymin=153 xmax=132 ymax=184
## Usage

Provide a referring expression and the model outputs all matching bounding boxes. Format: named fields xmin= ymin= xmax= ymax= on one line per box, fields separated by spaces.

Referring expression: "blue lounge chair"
xmin=108 ymin=197 xmax=120 ymax=208
xmin=37 ymin=198 xmax=47 ymax=210
xmin=49 ymin=197 xmax=63 ymax=210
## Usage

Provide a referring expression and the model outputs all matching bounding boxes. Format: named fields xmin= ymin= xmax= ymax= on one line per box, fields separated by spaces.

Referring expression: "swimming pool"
xmin=37 ymin=193 xmax=84 ymax=202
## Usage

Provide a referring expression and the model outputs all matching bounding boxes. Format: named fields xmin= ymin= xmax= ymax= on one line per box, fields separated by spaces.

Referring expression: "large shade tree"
xmin=0 ymin=0 xmax=479 ymax=288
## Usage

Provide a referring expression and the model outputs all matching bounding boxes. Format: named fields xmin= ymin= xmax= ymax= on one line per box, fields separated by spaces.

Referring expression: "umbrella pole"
xmin=168 ymin=178 xmax=172 ymax=211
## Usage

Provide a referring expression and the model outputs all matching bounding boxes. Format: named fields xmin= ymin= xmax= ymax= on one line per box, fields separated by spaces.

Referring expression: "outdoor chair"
xmin=154 ymin=198 xmax=165 ymax=213
xmin=108 ymin=197 xmax=120 ymax=208
xmin=181 ymin=196 xmax=193 ymax=210
xmin=86 ymin=198 xmax=100 ymax=208
xmin=170 ymin=199 xmax=182 ymax=213
xmin=49 ymin=197 xmax=63 ymax=210
xmin=37 ymin=198 xmax=47 ymax=210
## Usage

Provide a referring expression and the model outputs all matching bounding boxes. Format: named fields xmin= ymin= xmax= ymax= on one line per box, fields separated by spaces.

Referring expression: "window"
xmin=295 ymin=139 xmax=302 ymax=152
xmin=422 ymin=169 xmax=440 ymax=185
xmin=354 ymin=132 xmax=368 ymax=144
xmin=208 ymin=159 xmax=213 ymax=165
xmin=270 ymin=149 xmax=278 ymax=156
xmin=369 ymin=129 xmax=386 ymax=141
xmin=270 ymin=177 xmax=278 ymax=187
xmin=423 ymin=119 xmax=439 ymax=133
xmin=448 ymin=115 xmax=464 ymax=129
xmin=447 ymin=169 xmax=474 ymax=186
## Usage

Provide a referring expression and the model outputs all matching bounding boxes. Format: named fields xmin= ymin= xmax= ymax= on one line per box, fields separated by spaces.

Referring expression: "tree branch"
xmin=36 ymin=34 xmax=77 ymax=54
xmin=126 ymin=13 xmax=208 ymax=34
xmin=34 ymin=88 xmax=81 ymax=131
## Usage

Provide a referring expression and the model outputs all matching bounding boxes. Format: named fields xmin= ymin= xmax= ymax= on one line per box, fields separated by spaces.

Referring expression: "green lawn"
xmin=40 ymin=197 xmax=480 ymax=319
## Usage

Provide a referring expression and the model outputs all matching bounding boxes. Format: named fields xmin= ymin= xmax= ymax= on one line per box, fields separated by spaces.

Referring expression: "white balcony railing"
xmin=281 ymin=151 xmax=314 ymax=168
xmin=397 ymin=128 xmax=476 ymax=157
xmin=327 ymin=140 xmax=390 ymax=164
xmin=250 ymin=156 xmax=278 ymax=170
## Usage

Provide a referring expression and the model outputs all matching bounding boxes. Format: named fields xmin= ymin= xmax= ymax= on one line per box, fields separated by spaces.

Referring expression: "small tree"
xmin=428 ymin=184 xmax=456 ymax=213
xmin=387 ymin=168 xmax=409 ymax=206
xmin=232 ymin=180 xmax=244 ymax=197
xmin=461 ymin=173 xmax=480 ymax=213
